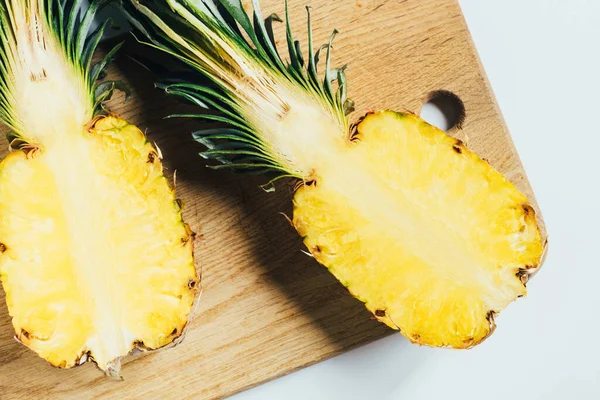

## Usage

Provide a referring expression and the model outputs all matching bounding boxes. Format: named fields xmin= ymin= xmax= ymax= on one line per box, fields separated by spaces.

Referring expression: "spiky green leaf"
xmin=123 ymin=0 xmax=353 ymax=181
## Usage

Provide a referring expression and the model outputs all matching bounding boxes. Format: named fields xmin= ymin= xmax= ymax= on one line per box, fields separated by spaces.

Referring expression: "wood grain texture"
xmin=0 ymin=0 xmax=545 ymax=398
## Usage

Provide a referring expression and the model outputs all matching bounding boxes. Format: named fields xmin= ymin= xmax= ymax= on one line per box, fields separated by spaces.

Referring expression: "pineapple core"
xmin=0 ymin=117 xmax=197 ymax=371
xmin=293 ymin=111 xmax=544 ymax=347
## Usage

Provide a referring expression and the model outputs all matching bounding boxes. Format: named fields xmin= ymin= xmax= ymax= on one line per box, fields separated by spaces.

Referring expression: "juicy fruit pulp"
xmin=293 ymin=111 xmax=544 ymax=347
xmin=0 ymin=117 xmax=198 ymax=371
xmin=125 ymin=0 xmax=546 ymax=348
xmin=0 ymin=0 xmax=198 ymax=373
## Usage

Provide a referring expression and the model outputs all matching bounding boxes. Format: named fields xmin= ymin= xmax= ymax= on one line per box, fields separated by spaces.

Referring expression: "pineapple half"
xmin=125 ymin=0 xmax=546 ymax=348
xmin=0 ymin=0 xmax=199 ymax=374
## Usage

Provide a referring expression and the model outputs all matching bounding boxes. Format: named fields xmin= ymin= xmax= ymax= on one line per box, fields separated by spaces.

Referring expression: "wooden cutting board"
xmin=0 ymin=0 xmax=546 ymax=398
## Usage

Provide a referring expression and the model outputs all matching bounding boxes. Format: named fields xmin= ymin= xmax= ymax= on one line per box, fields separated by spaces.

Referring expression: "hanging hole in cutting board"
xmin=420 ymin=90 xmax=465 ymax=132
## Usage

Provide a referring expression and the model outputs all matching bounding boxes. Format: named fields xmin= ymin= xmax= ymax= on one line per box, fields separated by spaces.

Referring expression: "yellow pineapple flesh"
xmin=293 ymin=111 xmax=544 ymax=347
xmin=0 ymin=116 xmax=198 ymax=371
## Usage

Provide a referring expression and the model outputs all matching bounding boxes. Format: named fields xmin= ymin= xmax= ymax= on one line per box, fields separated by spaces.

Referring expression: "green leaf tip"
xmin=122 ymin=0 xmax=354 ymax=179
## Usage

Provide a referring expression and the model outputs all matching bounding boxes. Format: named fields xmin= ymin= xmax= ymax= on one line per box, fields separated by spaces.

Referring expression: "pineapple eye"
xmin=188 ymin=279 xmax=198 ymax=289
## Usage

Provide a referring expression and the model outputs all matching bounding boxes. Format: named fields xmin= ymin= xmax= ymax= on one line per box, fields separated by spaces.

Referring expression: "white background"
xmin=232 ymin=1 xmax=600 ymax=399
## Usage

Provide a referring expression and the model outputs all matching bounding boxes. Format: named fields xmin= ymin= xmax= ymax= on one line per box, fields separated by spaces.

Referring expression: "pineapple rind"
xmin=0 ymin=117 xmax=198 ymax=370
xmin=293 ymin=111 xmax=544 ymax=348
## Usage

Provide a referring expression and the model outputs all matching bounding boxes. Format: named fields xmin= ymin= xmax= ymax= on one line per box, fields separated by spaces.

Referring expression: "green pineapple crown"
xmin=123 ymin=0 xmax=354 ymax=181
xmin=0 ymin=0 xmax=123 ymax=143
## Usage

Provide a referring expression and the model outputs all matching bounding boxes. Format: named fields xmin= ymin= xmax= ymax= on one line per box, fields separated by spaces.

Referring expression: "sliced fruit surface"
xmin=0 ymin=117 xmax=197 ymax=371
xmin=293 ymin=111 xmax=544 ymax=347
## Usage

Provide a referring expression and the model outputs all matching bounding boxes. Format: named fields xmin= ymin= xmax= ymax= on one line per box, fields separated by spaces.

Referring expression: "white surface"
xmin=231 ymin=1 xmax=600 ymax=399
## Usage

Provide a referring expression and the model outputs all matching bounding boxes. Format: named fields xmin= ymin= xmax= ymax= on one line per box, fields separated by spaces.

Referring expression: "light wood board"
xmin=0 ymin=0 xmax=546 ymax=398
